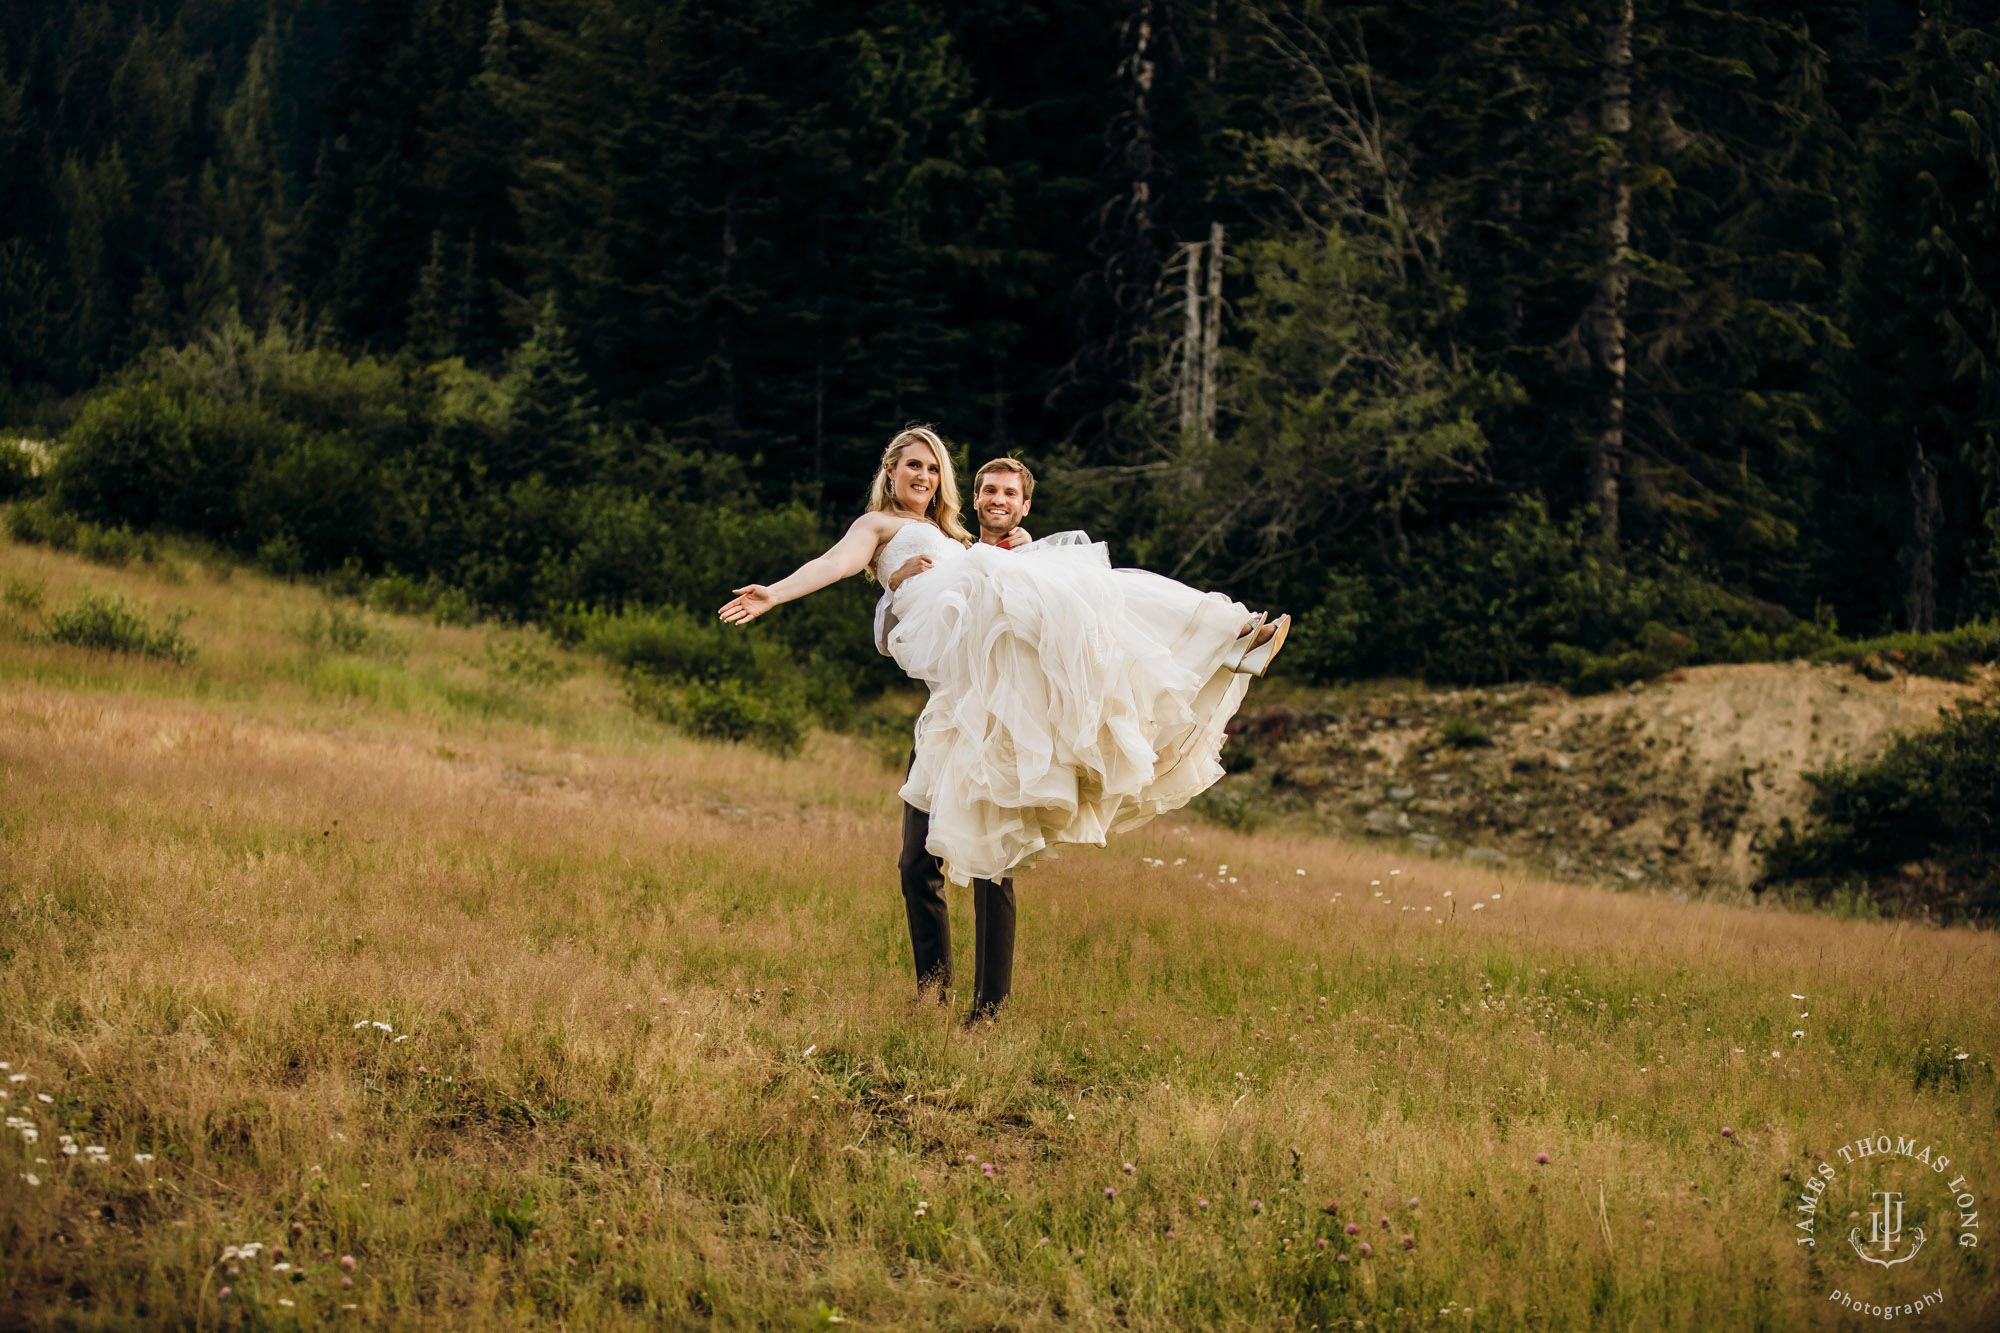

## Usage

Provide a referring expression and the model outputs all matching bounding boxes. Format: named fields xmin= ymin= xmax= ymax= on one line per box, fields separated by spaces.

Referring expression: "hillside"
xmin=1217 ymin=664 xmax=1994 ymax=898
xmin=2 ymin=535 xmax=1997 ymax=1330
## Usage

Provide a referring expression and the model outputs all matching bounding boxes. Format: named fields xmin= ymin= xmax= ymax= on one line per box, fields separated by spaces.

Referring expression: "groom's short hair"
xmin=973 ymin=456 xmax=1035 ymax=501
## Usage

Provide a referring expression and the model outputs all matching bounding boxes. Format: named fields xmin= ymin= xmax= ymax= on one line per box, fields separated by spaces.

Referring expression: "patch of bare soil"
xmin=1219 ymin=660 xmax=1996 ymax=896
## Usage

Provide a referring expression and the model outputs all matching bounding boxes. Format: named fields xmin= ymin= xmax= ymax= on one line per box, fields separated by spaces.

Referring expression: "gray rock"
xmin=1363 ymin=808 xmax=1409 ymax=836
xmin=1465 ymin=847 xmax=1508 ymax=865
xmin=1410 ymin=833 xmax=1442 ymax=853
xmin=1388 ymin=785 xmax=1416 ymax=801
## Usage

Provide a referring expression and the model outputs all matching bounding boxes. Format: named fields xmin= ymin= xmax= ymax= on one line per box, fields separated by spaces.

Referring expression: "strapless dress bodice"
xmin=875 ymin=521 xmax=967 ymax=581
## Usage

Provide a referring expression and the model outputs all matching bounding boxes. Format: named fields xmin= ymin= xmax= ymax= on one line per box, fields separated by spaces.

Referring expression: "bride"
xmin=718 ymin=426 xmax=1287 ymax=886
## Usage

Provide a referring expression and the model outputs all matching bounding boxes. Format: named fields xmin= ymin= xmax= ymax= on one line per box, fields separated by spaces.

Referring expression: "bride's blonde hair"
xmin=867 ymin=425 xmax=973 ymax=545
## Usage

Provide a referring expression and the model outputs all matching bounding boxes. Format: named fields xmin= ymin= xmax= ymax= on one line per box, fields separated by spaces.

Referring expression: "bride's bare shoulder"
xmin=850 ymin=511 xmax=910 ymax=541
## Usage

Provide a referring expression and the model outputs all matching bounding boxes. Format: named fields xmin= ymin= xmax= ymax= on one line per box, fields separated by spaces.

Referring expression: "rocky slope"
xmin=1212 ymin=660 xmax=1995 ymax=897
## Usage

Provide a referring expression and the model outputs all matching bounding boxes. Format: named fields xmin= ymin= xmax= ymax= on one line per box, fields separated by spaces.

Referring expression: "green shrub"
xmin=0 ymin=438 xmax=45 ymax=499
xmin=6 ymin=497 xmax=161 ymax=567
xmin=1436 ymin=716 xmax=1492 ymax=747
xmin=3 ymin=576 xmax=46 ymax=613
xmin=292 ymin=603 xmax=408 ymax=661
xmin=1808 ymin=621 xmax=2000 ymax=682
xmin=1190 ymin=782 xmax=1266 ymax=832
xmin=42 ymin=593 xmax=196 ymax=663
xmin=1290 ymin=497 xmax=1808 ymax=687
xmin=669 ymin=678 xmax=808 ymax=756
xmin=1760 ymin=700 xmax=2000 ymax=921
xmin=485 ymin=629 xmax=574 ymax=688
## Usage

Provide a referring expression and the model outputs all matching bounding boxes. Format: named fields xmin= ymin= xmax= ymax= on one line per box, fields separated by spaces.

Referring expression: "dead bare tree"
xmin=1587 ymin=0 xmax=1633 ymax=554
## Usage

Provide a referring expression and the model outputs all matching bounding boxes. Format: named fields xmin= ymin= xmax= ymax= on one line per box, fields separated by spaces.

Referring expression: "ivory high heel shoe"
xmin=1236 ymin=613 xmax=1290 ymax=677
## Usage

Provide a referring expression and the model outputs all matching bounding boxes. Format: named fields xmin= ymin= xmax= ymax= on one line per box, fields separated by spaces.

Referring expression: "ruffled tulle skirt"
xmin=887 ymin=535 xmax=1253 ymax=886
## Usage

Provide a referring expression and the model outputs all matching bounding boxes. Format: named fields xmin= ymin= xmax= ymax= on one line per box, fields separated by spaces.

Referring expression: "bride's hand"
xmin=718 ymin=585 xmax=777 ymax=624
xmin=886 ymin=555 xmax=932 ymax=591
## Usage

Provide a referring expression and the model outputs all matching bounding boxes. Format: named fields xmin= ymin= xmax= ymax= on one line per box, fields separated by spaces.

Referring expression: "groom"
xmin=877 ymin=456 xmax=1035 ymax=1025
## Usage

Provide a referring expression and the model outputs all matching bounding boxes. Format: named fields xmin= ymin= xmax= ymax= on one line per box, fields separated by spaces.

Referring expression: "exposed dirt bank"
xmin=1215 ymin=660 xmax=1996 ymax=897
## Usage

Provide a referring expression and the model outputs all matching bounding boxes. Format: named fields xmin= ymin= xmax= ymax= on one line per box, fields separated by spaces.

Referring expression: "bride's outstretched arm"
xmin=718 ymin=513 xmax=892 ymax=624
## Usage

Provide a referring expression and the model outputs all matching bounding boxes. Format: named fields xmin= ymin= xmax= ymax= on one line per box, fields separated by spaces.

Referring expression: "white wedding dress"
xmin=875 ymin=520 xmax=1254 ymax=886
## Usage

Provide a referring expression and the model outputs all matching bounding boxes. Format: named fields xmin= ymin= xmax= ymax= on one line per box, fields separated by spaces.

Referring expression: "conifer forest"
xmin=2 ymin=0 xmax=1997 ymax=692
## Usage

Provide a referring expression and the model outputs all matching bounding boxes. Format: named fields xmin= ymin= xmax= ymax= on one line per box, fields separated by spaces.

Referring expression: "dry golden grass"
xmin=1 ymin=534 xmax=1996 ymax=1330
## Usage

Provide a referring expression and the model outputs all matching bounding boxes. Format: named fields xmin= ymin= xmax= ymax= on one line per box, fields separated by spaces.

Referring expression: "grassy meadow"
xmin=1 ymin=534 xmax=1996 ymax=1331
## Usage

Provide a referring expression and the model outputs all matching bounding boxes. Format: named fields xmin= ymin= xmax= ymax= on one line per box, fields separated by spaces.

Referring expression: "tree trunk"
xmin=1498 ymin=0 xmax=1524 ymax=340
xmin=1588 ymin=0 xmax=1632 ymax=552
xmin=717 ymin=187 xmax=739 ymax=442
xmin=1178 ymin=237 xmax=1202 ymax=433
xmin=1199 ymin=221 xmax=1223 ymax=439
xmin=1904 ymin=432 xmax=1941 ymax=632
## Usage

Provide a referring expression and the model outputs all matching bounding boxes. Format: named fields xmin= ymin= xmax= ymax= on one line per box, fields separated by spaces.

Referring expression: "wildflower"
xmin=1296 ymin=869 xmax=1306 ymax=876
xmin=1792 ymin=1031 xmax=1804 ymax=1039
xmin=982 ymin=1163 xmax=996 ymax=1178
xmin=1250 ymin=1199 xmax=1263 ymax=1213
xmin=1472 ymin=904 xmax=1485 ymax=911
xmin=1198 ymin=1199 xmax=1209 ymax=1209
xmin=1065 ymin=1113 xmax=1075 ymax=1121
xmin=133 ymin=1152 xmax=154 ymax=1164
xmin=1037 ymin=1237 xmax=1050 ymax=1246
xmin=218 ymin=1287 xmax=231 ymax=1300
xmin=1122 ymin=1162 xmax=1136 ymax=1175
xmin=341 ymin=1276 xmax=354 ymax=1289
xmin=1316 ymin=1237 xmax=1328 ymax=1249
xmin=1359 ymin=1242 xmax=1373 ymax=1258
xmin=1408 ymin=1196 xmax=1419 ymax=1208
xmin=7 ymin=1074 xmax=25 ymax=1083
xmin=1073 ymin=1248 xmax=1084 ymax=1258
xmin=340 ymin=1255 xmax=356 ymax=1272
xmin=1720 ymin=1126 xmax=1733 ymax=1138
xmin=1391 ymin=870 xmax=1401 ymax=876
xmin=1379 ymin=1215 xmax=1390 ymax=1229
xmin=1104 ymin=1187 xmax=1117 ymax=1198
xmin=20 ymin=1173 xmax=38 ymax=1186
xmin=36 ymin=1094 xmax=52 ymax=1104
xmin=278 ymin=1299 xmax=295 ymax=1308
xmin=1336 ymin=1252 xmax=1348 ymax=1263
xmin=273 ymin=1262 xmax=293 ymax=1273
xmin=1402 ymin=1233 xmax=1415 ymax=1250
xmin=1165 ymin=1229 xmax=1176 ymax=1238
xmin=965 ymin=1154 xmax=976 ymax=1163
xmin=1790 ymin=994 xmax=1804 ymax=1000
xmin=1536 ymin=1152 xmax=1551 ymax=1165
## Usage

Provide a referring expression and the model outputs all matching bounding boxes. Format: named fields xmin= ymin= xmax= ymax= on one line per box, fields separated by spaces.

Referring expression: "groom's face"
xmin=974 ymin=471 xmax=1031 ymax=539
